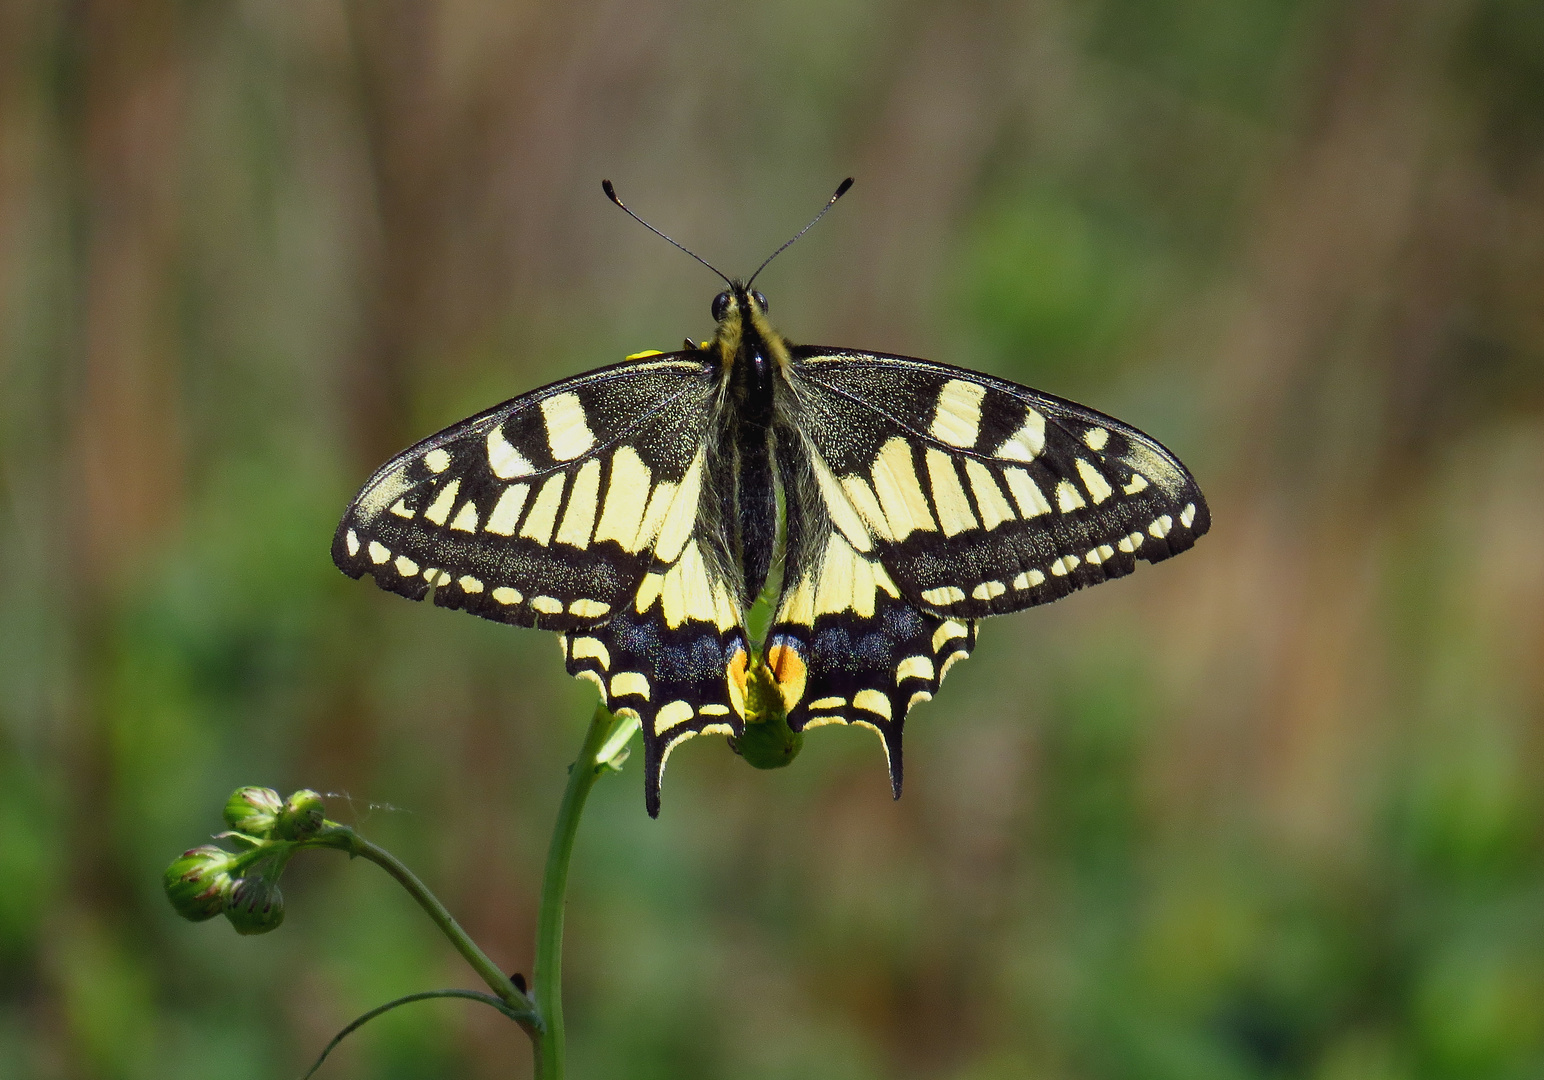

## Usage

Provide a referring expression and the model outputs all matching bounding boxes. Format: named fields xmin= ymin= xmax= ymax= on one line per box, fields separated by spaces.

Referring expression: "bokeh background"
xmin=3 ymin=0 xmax=1544 ymax=1077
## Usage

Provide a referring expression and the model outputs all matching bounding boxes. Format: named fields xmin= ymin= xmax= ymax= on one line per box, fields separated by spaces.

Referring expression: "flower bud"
xmin=275 ymin=789 xmax=325 ymax=840
xmin=164 ymin=845 xmax=236 ymax=922
xmin=224 ymin=873 xmax=285 ymax=935
xmin=729 ymin=660 xmax=803 ymax=770
xmin=223 ymin=787 xmax=283 ymax=838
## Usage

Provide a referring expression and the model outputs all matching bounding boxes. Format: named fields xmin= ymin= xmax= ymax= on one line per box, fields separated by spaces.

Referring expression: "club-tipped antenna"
xmin=746 ymin=177 xmax=854 ymax=288
xmin=602 ymin=180 xmax=732 ymax=286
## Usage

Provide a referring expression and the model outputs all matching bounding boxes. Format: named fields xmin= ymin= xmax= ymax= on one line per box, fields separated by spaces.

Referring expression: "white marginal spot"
xmin=1083 ymin=427 xmax=1110 ymax=451
xmin=345 ymin=530 xmax=360 ymax=556
xmin=1056 ymin=480 xmax=1086 ymax=513
xmin=1086 ymin=548 xmax=1103 ymax=565
xmin=896 ymin=655 xmax=935 ymax=684
xmin=569 ymin=599 xmax=610 ymax=618
xmin=1012 ymin=568 xmax=1045 ymax=589
xmin=570 ymin=636 xmax=610 ymax=669
xmin=921 ymin=585 xmax=967 ymax=606
xmin=575 ymin=669 xmax=605 ymax=694
xmin=1181 ymin=503 xmax=1197 ymax=529
xmin=389 ymin=499 xmax=414 ymax=519
xmin=802 ymin=715 xmax=845 ymax=731
xmin=1075 ymin=459 xmax=1114 ymax=505
xmin=458 ymin=575 xmax=484 ymax=593
xmin=519 ymin=474 xmax=566 ymax=545
xmin=972 ymin=580 xmax=1007 ymax=600
xmin=424 ymin=479 xmax=461 ymax=526
xmin=939 ymin=650 xmax=969 ymax=681
xmin=487 ymin=425 xmax=534 ymax=479
xmin=556 ymin=458 xmax=602 ymax=548
xmin=449 ymin=501 xmax=479 ymax=532
xmin=394 ymin=555 xmax=419 ymax=577
xmin=810 ymin=696 xmax=846 ymax=710
xmin=932 ymin=620 xmax=969 ymax=653
xmin=610 ymin=671 xmax=650 ymax=700
xmin=654 ymin=700 xmax=694 ymax=736
xmin=928 ymin=379 xmax=987 ymax=448
xmin=853 ymin=688 xmax=893 ymax=720
xmin=540 ymin=392 xmax=596 ymax=461
xmin=493 ymin=586 xmax=522 ymax=604
xmin=1123 ymin=473 xmax=1149 ymax=495
xmin=531 ymin=595 xmax=563 ymax=615
xmin=484 ymin=483 xmax=530 ymax=536
xmin=908 ymin=690 xmax=933 ymax=709
xmin=1003 ymin=468 xmax=1052 ymax=517
xmin=996 ymin=409 xmax=1046 ymax=460
xmin=424 ymin=448 xmax=451 ymax=473
xmin=368 ymin=541 xmax=390 ymax=564
xmin=424 ymin=569 xmax=450 ymax=586
xmin=699 ymin=704 xmax=730 ymax=717
xmin=1050 ymin=555 xmax=1080 ymax=577
xmin=1150 ymin=515 xmax=1173 ymax=539
xmin=1097 ymin=544 xmax=1114 ymax=560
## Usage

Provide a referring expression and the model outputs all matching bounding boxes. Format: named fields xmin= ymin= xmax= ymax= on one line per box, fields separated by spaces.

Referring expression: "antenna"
xmin=602 ymin=180 xmax=732 ymax=286
xmin=746 ymin=178 xmax=854 ymax=288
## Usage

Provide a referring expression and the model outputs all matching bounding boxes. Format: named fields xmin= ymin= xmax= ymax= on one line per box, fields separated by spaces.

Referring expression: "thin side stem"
xmin=311 ymin=828 xmax=536 ymax=1035
xmin=301 ymin=989 xmax=533 ymax=1079
xmin=532 ymin=704 xmax=619 ymax=1080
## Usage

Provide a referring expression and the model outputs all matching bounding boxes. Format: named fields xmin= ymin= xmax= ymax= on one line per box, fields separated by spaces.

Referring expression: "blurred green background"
xmin=3 ymin=0 xmax=1544 ymax=1077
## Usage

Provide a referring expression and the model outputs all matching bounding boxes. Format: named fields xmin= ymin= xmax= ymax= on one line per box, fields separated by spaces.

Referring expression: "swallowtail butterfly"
xmin=334 ymin=180 xmax=1209 ymax=815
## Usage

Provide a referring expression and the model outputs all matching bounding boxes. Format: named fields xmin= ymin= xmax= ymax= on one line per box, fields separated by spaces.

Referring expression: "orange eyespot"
xmin=764 ymin=642 xmax=808 ymax=713
xmin=727 ymin=646 xmax=750 ymax=718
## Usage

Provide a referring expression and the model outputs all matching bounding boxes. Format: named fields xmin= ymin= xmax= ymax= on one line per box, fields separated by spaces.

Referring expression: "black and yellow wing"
xmin=763 ymin=347 xmax=1210 ymax=793
xmin=333 ymin=352 xmax=752 ymax=814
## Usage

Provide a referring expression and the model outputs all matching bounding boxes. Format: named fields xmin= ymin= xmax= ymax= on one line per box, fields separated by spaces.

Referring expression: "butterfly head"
xmin=707 ymin=283 xmax=789 ymax=375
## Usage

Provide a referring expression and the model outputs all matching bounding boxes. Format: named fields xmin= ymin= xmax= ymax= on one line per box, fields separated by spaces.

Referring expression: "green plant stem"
xmin=311 ymin=828 xmax=536 ymax=1035
xmin=301 ymin=989 xmax=531 ymax=1080
xmin=532 ymin=704 xmax=619 ymax=1080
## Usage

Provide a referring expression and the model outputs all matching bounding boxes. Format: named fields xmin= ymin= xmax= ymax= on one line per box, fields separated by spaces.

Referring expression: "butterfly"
xmin=334 ymin=179 xmax=1209 ymax=816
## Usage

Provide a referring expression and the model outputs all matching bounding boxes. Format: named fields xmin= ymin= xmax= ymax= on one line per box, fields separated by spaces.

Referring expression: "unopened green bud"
xmin=164 ymin=845 xmax=236 ymax=922
xmin=729 ymin=660 xmax=803 ymax=770
xmin=275 ymin=789 xmax=325 ymax=840
xmin=224 ymin=787 xmax=283 ymax=838
xmin=225 ymin=873 xmax=285 ymax=935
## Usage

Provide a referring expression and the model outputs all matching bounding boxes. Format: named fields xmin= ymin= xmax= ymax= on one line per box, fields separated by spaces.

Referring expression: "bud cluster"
xmin=164 ymin=787 xmax=331 ymax=935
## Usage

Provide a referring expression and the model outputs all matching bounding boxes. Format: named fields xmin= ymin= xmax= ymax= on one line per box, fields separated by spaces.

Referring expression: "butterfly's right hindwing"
xmin=333 ymin=354 xmax=718 ymax=632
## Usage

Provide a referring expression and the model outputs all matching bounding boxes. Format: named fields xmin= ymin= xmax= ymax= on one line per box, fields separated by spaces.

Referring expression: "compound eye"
xmin=711 ymin=291 xmax=731 ymax=322
xmin=752 ymin=290 xmax=769 ymax=313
